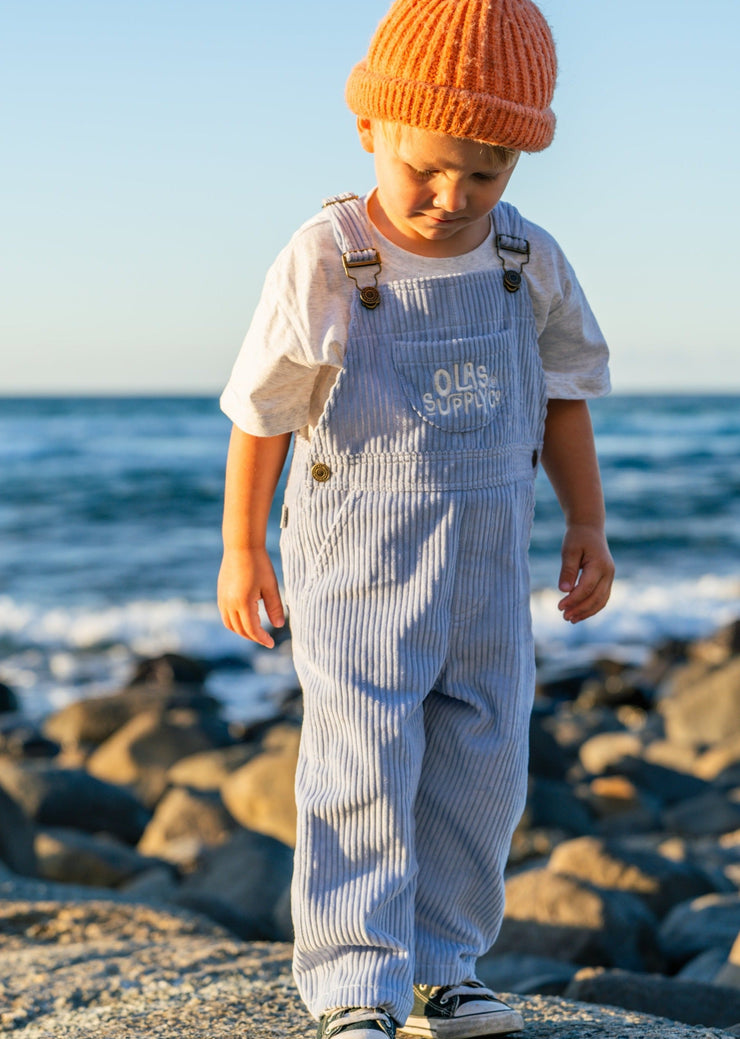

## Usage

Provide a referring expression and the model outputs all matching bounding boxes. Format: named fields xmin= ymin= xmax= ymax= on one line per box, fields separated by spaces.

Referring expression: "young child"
xmin=218 ymin=0 xmax=614 ymax=1036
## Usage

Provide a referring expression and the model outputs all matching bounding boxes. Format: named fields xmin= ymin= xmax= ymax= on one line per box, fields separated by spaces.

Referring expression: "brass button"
xmin=311 ymin=462 xmax=331 ymax=482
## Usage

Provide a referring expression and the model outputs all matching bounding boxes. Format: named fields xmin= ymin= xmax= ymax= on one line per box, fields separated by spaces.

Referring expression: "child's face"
xmin=358 ymin=120 xmax=518 ymax=258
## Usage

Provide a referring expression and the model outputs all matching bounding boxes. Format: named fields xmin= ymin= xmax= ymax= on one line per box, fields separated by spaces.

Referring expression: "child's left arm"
xmin=540 ymin=398 xmax=615 ymax=623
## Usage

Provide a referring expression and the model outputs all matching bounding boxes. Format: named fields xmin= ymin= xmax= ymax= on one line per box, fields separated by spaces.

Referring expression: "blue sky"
xmin=2 ymin=0 xmax=739 ymax=394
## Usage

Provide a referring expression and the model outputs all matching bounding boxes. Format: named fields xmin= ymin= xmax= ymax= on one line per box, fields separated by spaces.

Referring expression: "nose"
xmin=433 ymin=180 xmax=466 ymax=213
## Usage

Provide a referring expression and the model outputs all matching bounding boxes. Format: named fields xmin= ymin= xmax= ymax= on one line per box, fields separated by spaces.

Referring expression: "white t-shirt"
xmin=221 ymin=196 xmax=610 ymax=438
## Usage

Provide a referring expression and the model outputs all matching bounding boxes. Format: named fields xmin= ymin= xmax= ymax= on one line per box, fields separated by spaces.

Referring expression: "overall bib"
xmin=280 ymin=196 xmax=547 ymax=1021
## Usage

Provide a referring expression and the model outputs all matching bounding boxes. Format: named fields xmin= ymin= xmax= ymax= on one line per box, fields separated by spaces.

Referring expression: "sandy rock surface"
xmin=0 ymin=878 xmax=735 ymax=1039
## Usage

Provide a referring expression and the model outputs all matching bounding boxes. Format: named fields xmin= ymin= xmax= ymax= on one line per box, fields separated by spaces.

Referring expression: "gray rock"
xmin=0 ymin=681 xmax=19 ymax=713
xmin=565 ymin=966 xmax=740 ymax=1029
xmin=166 ymin=742 xmax=259 ymax=790
xmin=715 ymin=930 xmax=740 ymax=989
xmin=605 ymin=757 xmax=711 ymax=807
xmin=127 ymin=652 xmax=208 ymax=687
xmin=578 ymin=731 xmax=645 ymax=776
xmin=176 ymin=827 xmax=294 ymax=942
xmin=659 ymin=658 xmax=740 ymax=749
xmin=660 ymin=893 xmax=740 ymax=966
xmin=662 ymin=791 xmax=740 ymax=837
xmin=0 ymin=715 xmax=59 ymax=758
xmin=677 ymin=947 xmax=733 ymax=984
xmin=476 ymin=952 xmax=578 ymax=995
xmin=523 ymin=777 xmax=595 ymax=836
xmin=548 ymin=836 xmax=716 ymax=918
xmin=137 ymin=786 xmax=236 ymax=866
xmin=0 ymin=759 xmax=150 ymax=844
xmin=220 ymin=723 xmax=300 ymax=847
xmin=34 ymin=828 xmax=168 ymax=888
xmin=0 ymin=784 xmax=36 ymax=876
xmin=498 ymin=867 xmax=663 ymax=971
xmin=86 ymin=708 xmax=234 ymax=807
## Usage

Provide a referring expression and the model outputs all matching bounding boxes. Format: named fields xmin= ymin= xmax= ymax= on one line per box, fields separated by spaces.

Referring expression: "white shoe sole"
xmin=400 ymin=1007 xmax=524 ymax=1038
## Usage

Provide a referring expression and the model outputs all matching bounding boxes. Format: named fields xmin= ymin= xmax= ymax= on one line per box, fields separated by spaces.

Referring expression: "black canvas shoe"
xmin=317 ymin=1007 xmax=398 ymax=1039
xmin=401 ymin=981 xmax=523 ymax=1037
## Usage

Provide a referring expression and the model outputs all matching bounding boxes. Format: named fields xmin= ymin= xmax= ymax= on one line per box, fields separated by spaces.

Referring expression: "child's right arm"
xmin=217 ymin=425 xmax=292 ymax=648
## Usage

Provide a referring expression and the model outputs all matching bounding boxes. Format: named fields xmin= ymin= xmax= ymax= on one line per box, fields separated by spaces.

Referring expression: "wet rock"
xmin=35 ymin=828 xmax=168 ymax=888
xmin=0 ymin=785 xmax=36 ymax=876
xmin=220 ymin=723 xmax=300 ymax=847
xmin=86 ymin=709 xmax=234 ymax=807
xmin=547 ymin=836 xmax=716 ymax=918
xmin=565 ymin=966 xmax=740 ymax=1029
xmin=0 ymin=759 xmax=150 ymax=844
xmin=137 ymin=786 xmax=236 ymax=867
xmin=498 ymin=867 xmax=663 ymax=972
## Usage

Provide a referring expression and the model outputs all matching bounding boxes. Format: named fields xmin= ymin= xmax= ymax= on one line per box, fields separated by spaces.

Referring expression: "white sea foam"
xmin=0 ymin=572 xmax=738 ymax=722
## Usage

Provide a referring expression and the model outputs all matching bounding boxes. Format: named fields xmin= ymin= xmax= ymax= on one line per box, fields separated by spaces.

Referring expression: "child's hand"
xmin=557 ymin=523 xmax=614 ymax=624
xmin=217 ymin=547 xmax=285 ymax=648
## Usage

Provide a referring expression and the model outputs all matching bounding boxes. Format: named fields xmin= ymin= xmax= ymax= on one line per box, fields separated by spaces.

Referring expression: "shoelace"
xmin=324 ymin=1007 xmax=393 ymax=1036
xmin=433 ymin=981 xmax=498 ymax=1005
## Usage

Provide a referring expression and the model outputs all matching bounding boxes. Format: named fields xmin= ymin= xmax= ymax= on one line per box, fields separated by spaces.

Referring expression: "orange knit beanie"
xmin=345 ymin=0 xmax=557 ymax=152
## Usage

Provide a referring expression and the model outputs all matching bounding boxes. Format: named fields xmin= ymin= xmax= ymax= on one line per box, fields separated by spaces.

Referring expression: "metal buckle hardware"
xmin=342 ymin=250 xmax=382 ymax=310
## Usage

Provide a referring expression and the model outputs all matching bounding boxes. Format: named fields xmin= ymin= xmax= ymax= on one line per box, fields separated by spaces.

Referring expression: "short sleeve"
xmin=220 ymin=214 xmax=351 ymax=436
xmin=524 ymin=221 xmax=611 ymax=400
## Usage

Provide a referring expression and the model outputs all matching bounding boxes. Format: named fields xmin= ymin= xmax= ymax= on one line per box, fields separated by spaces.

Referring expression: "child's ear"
xmin=357 ymin=117 xmax=375 ymax=154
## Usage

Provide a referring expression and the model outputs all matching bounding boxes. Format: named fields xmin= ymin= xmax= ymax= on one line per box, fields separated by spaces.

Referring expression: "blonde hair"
xmin=373 ymin=119 xmax=520 ymax=172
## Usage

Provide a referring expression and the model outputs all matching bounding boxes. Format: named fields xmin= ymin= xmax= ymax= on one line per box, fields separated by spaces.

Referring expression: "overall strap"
xmin=492 ymin=200 xmax=530 ymax=295
xmin=322 ymin=192 xmax=382 ymax=310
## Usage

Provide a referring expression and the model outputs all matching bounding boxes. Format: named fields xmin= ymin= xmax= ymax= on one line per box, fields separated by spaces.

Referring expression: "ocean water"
xmin=1 ymin=395 xmax=738 ymax=723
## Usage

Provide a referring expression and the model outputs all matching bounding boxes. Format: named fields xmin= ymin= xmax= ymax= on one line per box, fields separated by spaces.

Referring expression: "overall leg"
xmin=412 ymin=485 xmax=536 ymax=983
xmin=286 ymin=491 xmax=459 ymax=1022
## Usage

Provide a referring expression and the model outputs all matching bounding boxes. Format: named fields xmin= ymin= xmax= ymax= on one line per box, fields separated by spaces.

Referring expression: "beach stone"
xmin=578 ymin=731 xmax=644 ymax=775
xmin=564 ymin=966 xmax=740 ymax=1029
xmin=0 ymin=785 xmax=37 ymax=876
xmin=0 ymin=716 xmax=59 ymax=758
xmin=605 ymin=757 xmax=711 ymax=807
xmin=0 ymin=682 xmax=19 ymax=713
xmin=0 ymin=759 xmax=150 ymax=844
xmin=662 ymin=790 xmax=740 ymax=837
xmin=659 ymin=893 xmax=740 ymax=966
xmin=714 ymin=930 xmax=740 ymax=989
xmin=677 ymin=947 xmax=733 ymax=984
xmin=87 ymin=708 xmax=234 ymax=807
xmin=176 ymin=827 xmax=293 ymax=942
xmin=220 ymin=723 xmax=300 ymax=847
xmin=497 ymin=867 xmax=663 ymax=971
xmin=523 ymin=777 xmax=594 ymax=836
xmin=528 ymin=710 xmax=570 ymax=779
xmin=34 ymin=828 xmax=167 ymax=888
xmin=127 ymin=652 xmax=208 ymax=688
xmin=547 ymin=836 xmax=716 ymax=919
xmin=137 ymin=786 xmax=236 ymax=866
xmin=578 ymin=775 xmax=661 ymax=834
xmin=659 ymin=658 xmax=740 ymax=748
xmin=643 ymin=739 xmax=700 ymax=775
xmin=166 ymin=742 xmax=258 ymax=791
xmin=689 ymin=621 xmax=740 ymax=667
xmin=694 ymin=733 xmax=740 ymax=783
xmin=476 ymin=952 xmax=578 ymax=995
xmin=538 ymin=704 xmax=625 ymax=757
xmin=118 ymin=864 xmax=181 ymax=902
xmin=43 ymin=684 xmax=222 ymax=749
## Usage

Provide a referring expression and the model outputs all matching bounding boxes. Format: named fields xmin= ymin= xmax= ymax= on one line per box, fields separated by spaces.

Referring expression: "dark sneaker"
xmin=317 ymin=1007 xmax=398 ymax=1039
xmin=401 ymin=981 xmax=523 ymax=1037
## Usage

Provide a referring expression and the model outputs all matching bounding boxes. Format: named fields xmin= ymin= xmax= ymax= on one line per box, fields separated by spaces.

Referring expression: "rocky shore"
xmin=2 ymin=620 xmax=740 ymax=1036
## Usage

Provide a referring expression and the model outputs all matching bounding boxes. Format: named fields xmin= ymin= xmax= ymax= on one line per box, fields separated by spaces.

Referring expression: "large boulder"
xmin=0 ymin=759 xmax=150 ymax=844
xmin=87 ymin=708 xmax=234 ymax=807
xmin=659 ymin=658 xmax=740 ymax=749
xmin=0 ymin=785 xmax=36 ymax=876
xmin=498 ymin=868 xmax=663 ymax=971
xmin=137 ymin=786 xmax=236 ymax=866
xmin=565 ymin=966 xmax=740 ymax=1029
xmin=220 ymin=723 xmax=300 ymax=847
xmin=175 ymin=827 xmax=293 ymax=941
xmin=547 ymin=836 xmax=716 ymax=918
xmin=35 ymin=828 xmax=168 ymax=888
xmin=659 ymin=893 xmax=740 ymax=967
xmin=166 ymin=743 xmax=258 ymax=792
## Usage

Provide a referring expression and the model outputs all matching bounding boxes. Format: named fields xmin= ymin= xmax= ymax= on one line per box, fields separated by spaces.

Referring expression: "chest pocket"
xmin=392 ymin=330 xmax=517 ymax=435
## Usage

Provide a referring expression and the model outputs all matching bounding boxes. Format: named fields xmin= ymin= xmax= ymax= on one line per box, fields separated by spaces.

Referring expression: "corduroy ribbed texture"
xmin=281 ymin=197 xmax=547 ymax=1022
xmin=345 ymin=0 xmax=557 ymax=151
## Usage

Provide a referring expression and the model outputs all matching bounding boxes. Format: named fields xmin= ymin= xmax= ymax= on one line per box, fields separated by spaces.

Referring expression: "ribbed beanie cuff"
xmin=345 ymin=0 xmax=557 ymax=152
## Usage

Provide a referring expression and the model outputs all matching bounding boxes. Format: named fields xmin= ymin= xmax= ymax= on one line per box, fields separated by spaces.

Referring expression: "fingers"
xmin=557 ymin=528 xmax=615 ymax=624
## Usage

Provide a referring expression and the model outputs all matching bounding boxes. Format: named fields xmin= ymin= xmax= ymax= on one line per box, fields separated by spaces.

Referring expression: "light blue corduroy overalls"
xmin=280 ymin=195 xmax=548 ymax=1023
